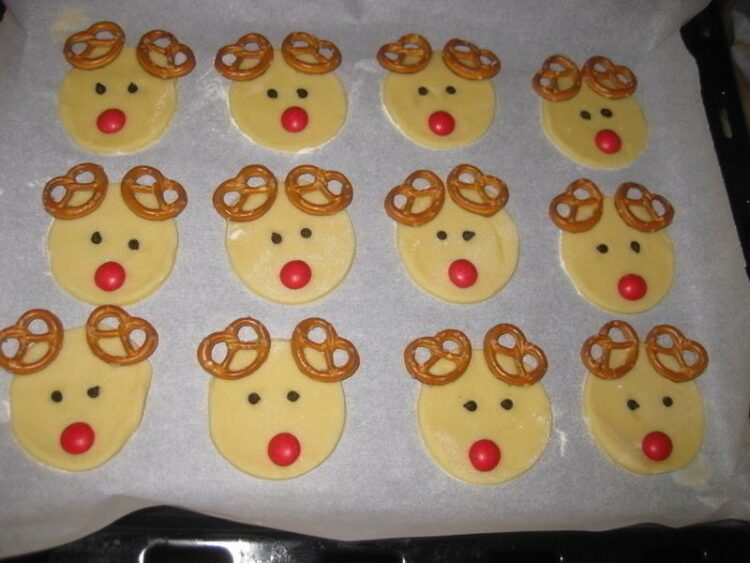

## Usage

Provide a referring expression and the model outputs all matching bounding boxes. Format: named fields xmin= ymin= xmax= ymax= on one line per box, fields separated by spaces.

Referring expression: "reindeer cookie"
xmin=549 ymin=179 xmax=674 ymax=314
xmin=0 ymin=307 xmax=157 ymax=472
xmin=215 ymin=32 xmax=346 ymax=152
xmin=581 ymin=321 xmax=708 ymax=475
xmin=197 ymin=317 xmax=359 ymax=479
xmin=43 ymin=163 xmax=187 ymax=306
xmin=385 ymin=165 xmax=518 ymax=303
xmin=404 ymin=324 xmax=550 ymax=485
xmin=532 ymin=55 xmax=647 ymax=168
xmin=213 ymin=165 xmax=354 ymax=304
xmin=59 ymin=21 xmax=195 ymax=154
xmin=377 ymin=34 xmax=500 ymax=149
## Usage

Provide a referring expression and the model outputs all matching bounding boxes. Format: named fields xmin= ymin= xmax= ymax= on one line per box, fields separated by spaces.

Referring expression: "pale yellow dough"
xmin=560 ymin=197 xmax=673 ymax=314
xmin=381 ymin=52 xmax=496 ymax=149
xmin=209 ymin=340 xmax=346 ymax=479
xmin=541 ymin=83 xmax=648 ymax=169
xmin=9 ymin=327 xmax=152 ymax=472
xmin=418 ymin=350 xmax=551 ymax=485
xmin=58 ymin=47 xmax=178 ymax=155
xmin=47 ymin=184 xmax=179 ymax=306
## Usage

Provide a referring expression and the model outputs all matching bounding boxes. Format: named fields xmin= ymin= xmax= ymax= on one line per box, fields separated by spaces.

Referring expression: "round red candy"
xmin=267 ymin=432 xmax=301 ymax=466
xmin=94 ymin=261 xmax=126 ymax=292
xmin=280 ymin=106 xmax=309 ymax=132
xmin=448 ymin=259 xmax=478 ymax=288
xmin=279 ymin=260 xmax=312 ymax=289
xmin=594 ymin=129 xmax=622 ymax=154
xmin=641 ymin=431 xmax=673 ymax=461
xmin=60 ymin=422 xmax=95 ymax=454
xmin=428 ymin=111 xmax=455 ymax=136
xmin=468 ymin=439 xmax=501 ymax=472
xmin=617 ymin=273 xmax=647 ymax=301
xmin=96 ymin=108 xmax=126 ymax=134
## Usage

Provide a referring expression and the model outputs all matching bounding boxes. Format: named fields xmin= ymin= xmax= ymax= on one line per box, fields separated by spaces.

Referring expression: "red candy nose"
xmin=448 ymin=259 xmax=478 ymax=288
xmin=95 ymin=261 xmax=126 ymax=292
xmin=281 ymin=106 xmax=309 ymax=132
xmin=96 ymin=108 xmax=126 ymax=134
xmin=469 ymin=439 xmax=501 ymax=472
xmin=642 ymin=431 xmax=673 ymax=461
xmin=428 ymin=111 xmax=455 ymax=136
xmin=280 ymin=260 xmax=312 ymax=289
xmin=618 ymin=274 xmax=647 ymax=301
xmin=268 ymin=432 xmax=301 ymax=466
xmin=60 ymin=422 xmax=95 ymax=455
xmin=594 ymin=129 xmax=622 ymax=154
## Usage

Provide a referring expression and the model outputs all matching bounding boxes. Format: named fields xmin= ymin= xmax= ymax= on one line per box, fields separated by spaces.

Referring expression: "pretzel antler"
xmin=614 ymin=183 xmax=674 ymax=233
xmin=645 ymin=326 xmax=708 ymax=382
xmin=442 ymin=39 xmax=500 ymax=80
xmin=121 ymin=166 xmax=188 ymax=221
xmin=532 ymin=54 xmax=581 ymax=102
xmin=136 ymin=29 xmax=196 ymax=79
xmin=446 ymin=164 xmax=508 ymax=217
xmin=384 ymin=170 xmax=445 ymax=226
xmin=549 ymin=178 xmax=604 ymax=233
xmin=284 ymin=165 xmax=352 ymax=216
xmin=0 ymin=310 xmax=63 ymax=375
xmin=214 ymin=33 xmax=274 ymax=81
xmin=404 ymin=329 xmax=472 ymax=386
xmin=213 ymin=165 xmax=278 ymax=222
xmin=483 ymin=324 xmax=547 ymax=386
xmin=85 ymin=306 xmax=158 ymax=366
xmin=43 ymin=163 xmax=109 ymax=220
xmin=581 ymin=56 xmax=637 ymax=100
xmin=281 ymin=32 xmax=341 ymax=74
xmin=197 ymin=317 xmax=271 ymax=380
xmin=63 ymin=21 xmax=125 ymax=70
xmin=291 ymin=318 xmax=359 ymax=382
xmin=377 ymin=33 xmax=433 ymax=74
xmin=581 ymin=320 xmax=640 ymax=380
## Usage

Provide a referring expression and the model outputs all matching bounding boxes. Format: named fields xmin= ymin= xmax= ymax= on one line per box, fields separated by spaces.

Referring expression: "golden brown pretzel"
xmin=384 ymin=170 xmax=445 ymax=226
xmin=614 ymin=182 xmax=674 ymax=233
xmin=63 ymin=21 xmax=125 ymax=70
xmin=213 ymin=165 xmax=278 ymax=222
xmin=442 ymin=39 xmax=500 ymax=80
xmin=214 ymin=33 xmax=274 ymax=81
xmin=483 ymin=324 xmax=547 ymax=386
xmin=284 ymin=165 xmax=353 ymax=216
xmin=281 ymin=32 xmax=341 ymax=74
xmin=404 ymin=329 xmax=472 ymax=386
xmin=549 ymin=178 xmax=604 ymax=233
xmin=532 ymin=54 xmax=581 ymax=102
xmin=581 ymin=320 xmax=640 ymax=380
xmin=0 ymin=310 xmax=64 ymax=375
xmin=42 ymin=162 xmax=109 ymax=220
xmin=121 ymin=166 xmax=188 ymax=221
xmin=197 ymin=317 xmax=271 ymax=380
xmin=85 ymin=306 xmax=158 ymax=366
xmin=136 ymin=29 xmax=196 ymax=79
xmin=645 ymin=325 xmax=708 ymax=382
xmin=446 ymin=164 xmax=508 ymax=217
xmin=377 ymin=33 xmax=433 ymax=74
xmin=291 ymin=318 xmax=359 ymax=382
xmin=582 ymin=56 xmax=637 ymax=100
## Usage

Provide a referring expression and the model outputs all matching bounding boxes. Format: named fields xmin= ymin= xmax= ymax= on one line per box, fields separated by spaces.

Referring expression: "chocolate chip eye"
xmin=91 ymin=231 xmax=102 ymax=244
xmin=418 ymin=86 xmax=428 ymax=95
xmin=127 ymin=82 xmax=138 ymax=94
xmin=296 ymin=88 xmax=308 ymax=99
xmin=501 ymin=398 xmax=513 ymax=410
xmin=300 ymin=228 xmax=312 ymax=239
xmin=463 ymin=400 xmax=477 ymax=412
xmin=95 ymin=82 xmax=106 ymax=95
xmin=580 ymin=110 xmax=591 ymax=120
xmin=462 ymin=230 xmax=475 ymax=241
xmin=627 ymin=399 xmax=640 ymax=410
xmin=87 ymin=386 xmax=100 ymax=398
xmin=601 ymin=108 xmax=613 ymax=118
xmin=596 ymin=243 xmax=608 ymax=253
xmin=630 ymin=241 xmax=641 ymax=253
xmin=446 ymin=85 xmax=456 ymax=94
xmin=271 ymin=232 xmax=282 ymax=244
xmin=51 ymin=390 xmax=63 ymax=403
xmin=287 ymin=391 xmax=300 ymax=402
xmin=436 ymin=230 xmax=447 ymax=240
xmin=662 ymin=396 xmax=673 ymax=407
xmin=128 ymin=239 xmax=140 ymax=250
xmin=267 ymin=88 xmax=278 ymax=99
xmin=248 ymin=392 xmax=261 ymax=405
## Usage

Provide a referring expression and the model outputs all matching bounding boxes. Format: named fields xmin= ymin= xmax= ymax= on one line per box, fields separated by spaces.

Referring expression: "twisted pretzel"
xmin=404 ymin=329 xmax=472 ymax=386
xmin=446 ymin=164 xmax=508 ymax=217
xmin=582 ymin=56 xmax=637 ymax=100
xmin=136 ymin=29 xmax=196 ymax=79
xmin=63 ymin=21 xmax=125 ymax=70
xmin=85 ymin=306 xmax=158 ymax=366
xmin=384 ymin=170 xmax=445 ymax=227
xmin=645 ymin=326 xmax=708 ymax=382
xmin=197 ymin=317 xmax=271 ymax=380
xmin=281 ymin=32 xmax=341 ymax=74
xmin=291 ymin=318 xmax=359 ymax=382
xmin=43 ymin=163 xmax=109 ymax=220
xmin=0 ymin=310 xmax=63 ymax=375
xmin=121 ymin=166 xmax=188 ymax=221
xmin=377 ymin=33 xmax=433 ymax=74
xmin=581 ymin=320 xmax=639 ymax=380
xmin=532 ymin=54 xmax=581 ymax=102
xmin=549 ymin=178 xmax=604 ymax=233
xmin=483 ymin=324 xmax=547 ymax=386
xmin=614 ymin=183 xmax=674 ymax=233
xmin=442 ymin=39 xmax=500 ymax=80
xmin=213 ymin=165 xmax=278 ymax=222
xmin=284 ymin=165 xmax=352 ymax=216
xmin=215 ymin=33 xmax=274 ymax=81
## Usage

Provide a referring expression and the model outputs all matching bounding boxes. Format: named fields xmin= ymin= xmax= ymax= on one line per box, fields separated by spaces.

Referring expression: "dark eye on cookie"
xmin=91 ymin=231 xmax=102 ymax=244
xmin=662 ymin=396 xmax=673 ymax=407
xmin=95 ymin=82 xmax=106 ymax=95
xmin=87 ymin=386 xmax=100 ymax=398
xmin=300 ymin=228 xmax=312 ymax=239
xmin=627 ymin=399 xmax=640 ymax=411
xmin=128 ymin=239 xmax=140 ymax=250
xmin=271 ymin=232 xmax=282 ymax=244
xmin=418 ymin=86 xmax=428 ymax=95
xmin=287 ymin=390 xmax=300 ymax=402
xmin=446 ymin=85 xmax=456 ymax=94
xmin=267 ymin=89 xmax=278 ymax=99
xmin=580 ymin=110 xmax=591 ymax=120
xmin=601 ymin=108 xmax=613 ymax=118
xmin=296 ymin=88 xmax=308 ymax=99
xmin=596 ymin=243 xmax=608 ymax=254
xmin=500 ymin=398 xmax=513 ymax=410
xmin=436 ymin=230 xmax=447 ymax=240
xmin=51 ymin=390 xmax=63 ymax=403
xmin=462 ymin=230 xmax=475 ymax=241
xmin=127 ymin=82 xmax=138 ymax=94
xmin=630 ymin=241 xmax=641 ymax=253
xmin=248 ymin=392 xmax=261 ymax=405
xmin=463 ymin=400 xmax=477 ymax=412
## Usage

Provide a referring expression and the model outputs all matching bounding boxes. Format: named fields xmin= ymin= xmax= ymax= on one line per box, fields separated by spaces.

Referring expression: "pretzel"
xmin=446 ymin=164 xmax=508 ymax=217
xmin=136 ymin=29 xmax=196 ymax=79
xmin=404 ymin=329 xmax=472 ymax=386
xmin=42 ymin=163 xmax=109 ymax=220
xmin=532 ymin=54 xmax=581 ymax=102
xmin=377 ymin=33 xmax=433 ymax=74
xmin=85 ymin=306 xmax=158 ymax=366
xmin=215 ymin=33 xmax=274 ymax=81
xmin=0 ymin=310 xmax=63 ymax=375
xmin=582 ymin=56 xmax=637 ymax=100
xmin=291 ymin=318 xmax=359 ymax=382
xmin=645 ymin=326 xmax=708 ymax=382
xmin=483 ymin=324 xmax=547 ymax=386
xmin=442 ymin=39 xmax=500 ymax=80
xmin=197 ymin=317 xmax=271 ymax=380
xmin=614 ymin=183 xmax=674 ymax=233
xmin=63 ymin=21 xmax=125 ymax=70
xmin=549 ymin=178 xmax=604 ymax=233
xmin=284 ymin=165 xmax=352 ymax=216
xmin=213 ymin=165 xmax=278 ymax=222
xmin=581 ymin=320 xmax=640 ymax=380
xmin=121 ymin=166 xmax=188 ymax=221
xmin=281 ymin=32 xmax=341 ymax=74
xmin=384 ymin=170 xmax=445 ymax=227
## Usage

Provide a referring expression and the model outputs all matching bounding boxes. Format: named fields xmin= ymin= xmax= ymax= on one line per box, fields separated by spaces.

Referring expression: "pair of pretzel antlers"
xmin=43 ymin=163 xmax=188 ymax=222
xmin=197 ymin=317 xmax=359 ymax=383
xmin=581 ymin=321 xmax=708 ymax=382
xmin=385 ymin=164 xmax=508 ymax=227
xmin=0 ymin=307 xmax=158 ymax=375
xmin=532 ymin=54 xmax=636 ymax=102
